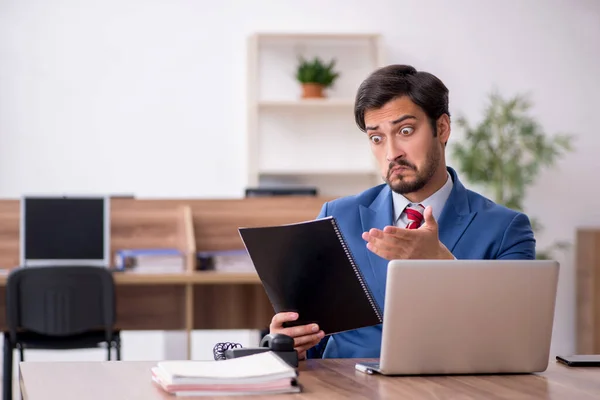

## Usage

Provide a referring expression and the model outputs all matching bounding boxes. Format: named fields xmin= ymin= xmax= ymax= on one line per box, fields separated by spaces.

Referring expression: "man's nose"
xmin=386 ymin=140 xmax=405 ymax=162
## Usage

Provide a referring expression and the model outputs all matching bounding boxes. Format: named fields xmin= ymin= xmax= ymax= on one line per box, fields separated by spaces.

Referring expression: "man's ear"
xmin=437 ymin=114 xmax=451 ymax=146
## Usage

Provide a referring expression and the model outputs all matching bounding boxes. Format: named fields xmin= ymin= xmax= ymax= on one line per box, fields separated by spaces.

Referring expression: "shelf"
xmin=247 ymin=30 xmax=385 ymax=194
xmin=253 ymin=32 xmax=380 ymax=41
xmin=259 ymin=169 xmax=378 ymax=177
xmin=258 ymin=99 xmax=355 ymax=109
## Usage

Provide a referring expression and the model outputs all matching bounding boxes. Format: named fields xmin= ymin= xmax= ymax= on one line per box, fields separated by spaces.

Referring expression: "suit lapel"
xmin=438 ymin=209 xmax=477 ymax=251
xmin=359 ymin=186 xmax=393 ymax=308
xmin=438 ymin=167 xmax=477 ymax=252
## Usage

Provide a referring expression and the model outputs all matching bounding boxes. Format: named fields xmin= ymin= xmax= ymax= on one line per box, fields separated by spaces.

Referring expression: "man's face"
xmin=364 ymin=96 xmax=446 ymax=195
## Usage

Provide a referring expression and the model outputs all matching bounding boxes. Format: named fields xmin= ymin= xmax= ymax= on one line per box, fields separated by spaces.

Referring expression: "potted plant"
xmin=295 ymin=56 xmax=340 ymax=99
xmin=451 ymin=90 xmax=574 ymax=259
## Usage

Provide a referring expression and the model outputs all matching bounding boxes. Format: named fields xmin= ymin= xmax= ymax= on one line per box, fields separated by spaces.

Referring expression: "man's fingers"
xmin=365 ymin=233 xmax=398 ymax=252
xmin=366 ymin=231 xmax=402 ymax=260
xmin=383 ymin=225 xmax=418 ymax=239
xmin=365 ymin=236 xmax=395 ymax=259
xmin=367 ymin=227 xmax=415 ymax=241
xmin=280 ymin=323 xmax=320 ymax=338
xmin=422 ymin=206 xmax=435 ymax=226
xmin=367 ymin=228 xmax=385 ymax=238
xmin=270 ymin=313 xmax=320 ymax=339
xmin=382 ymin=225 xmax=402 ymax=234
xmin=270 ymin=312 xmax=298 ymax=329
xmin=294 ymin=331 xmax=324 ymax=348
xmin=366 ymin=243 xmax=393 ymax=260
xmin=383 ymin=227 xmax=424 ymax=244
xmin=296 ymin=343 xmax=318 ymax=356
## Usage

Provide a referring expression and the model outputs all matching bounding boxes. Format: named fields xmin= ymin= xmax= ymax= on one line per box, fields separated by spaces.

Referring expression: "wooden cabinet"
xmin=576 ymin=228 xmax=600 ymax=353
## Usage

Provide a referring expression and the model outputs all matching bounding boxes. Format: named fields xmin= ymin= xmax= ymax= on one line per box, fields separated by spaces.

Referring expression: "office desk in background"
xmin=0 ymin=196 xmax=331 ymax=359
xmin=19 ymin=358 xmax=600 ymax=400
xmin=0 ymin=271 xmax=273 ymax=359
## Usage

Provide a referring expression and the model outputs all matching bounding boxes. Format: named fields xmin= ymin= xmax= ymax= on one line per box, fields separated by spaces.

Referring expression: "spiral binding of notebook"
xmin=329 ymin=217 xmax=383 ymax=322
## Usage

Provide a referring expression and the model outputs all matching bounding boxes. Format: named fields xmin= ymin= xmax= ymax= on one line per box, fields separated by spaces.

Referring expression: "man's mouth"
xmin=390 ymin=165 xmax=412 ymax=174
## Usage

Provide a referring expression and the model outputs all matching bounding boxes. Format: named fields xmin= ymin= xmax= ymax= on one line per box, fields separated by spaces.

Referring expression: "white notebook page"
xmin=156 ymin=352 xmax=296 ymax=385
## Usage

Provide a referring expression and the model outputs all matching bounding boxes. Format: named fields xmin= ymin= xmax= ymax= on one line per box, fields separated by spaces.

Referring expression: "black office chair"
xmin=3 ymin=266 xmax=121 ymax=400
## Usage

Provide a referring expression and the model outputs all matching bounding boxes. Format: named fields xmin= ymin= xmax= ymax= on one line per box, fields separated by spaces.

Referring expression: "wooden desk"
xmin=0 ymin=196 xmax=329 ymax=360
xmin=0 ymin=271 xmax=273 ymax=359
xmin=19 ymin=359 xmax=600 ymax=400
xmin=0 ymin=196 xmax=334 ymax=270
xmin=0 ymin=195 xmax=329 ymax=360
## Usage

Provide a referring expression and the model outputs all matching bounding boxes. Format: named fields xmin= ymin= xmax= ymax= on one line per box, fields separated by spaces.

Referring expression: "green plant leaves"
xmin=451 ymin=90 xmax=575 ymax=260
xmin=295 ymin=56 xmax=340 ymax=87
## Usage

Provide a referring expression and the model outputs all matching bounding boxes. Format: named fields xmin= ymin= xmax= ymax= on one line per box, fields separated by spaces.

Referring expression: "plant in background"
xmin=451 ymin=90 xmax=574 ymax=260
xmin=295 ymin=56 xmax=340 ymax=98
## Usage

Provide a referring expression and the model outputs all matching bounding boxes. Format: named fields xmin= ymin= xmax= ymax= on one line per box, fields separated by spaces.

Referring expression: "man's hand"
xmin=269 ymin=312 xmax=325 ymax=360
xmin=361 ymin=206 xmax=454 ymax=260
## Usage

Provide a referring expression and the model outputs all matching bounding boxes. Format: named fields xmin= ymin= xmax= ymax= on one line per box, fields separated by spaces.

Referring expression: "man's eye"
xmin=400 ymin=127 xmax=414 ymax=135
xmin=370 ymin=135 xmax=382 ymax=144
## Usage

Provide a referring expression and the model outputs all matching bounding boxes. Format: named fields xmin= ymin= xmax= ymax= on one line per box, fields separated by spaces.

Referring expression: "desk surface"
xmin=19 ymin=358 xmax=600 ymax=400
xmin=0 ymin=270 xmax=262 ymax=286
xmin=114 ymin=270 xmax=261 ymax=285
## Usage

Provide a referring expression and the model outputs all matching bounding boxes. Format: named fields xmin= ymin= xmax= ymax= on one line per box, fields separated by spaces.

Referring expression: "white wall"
xmin=1 ymin=0 xmax=599 ymax=365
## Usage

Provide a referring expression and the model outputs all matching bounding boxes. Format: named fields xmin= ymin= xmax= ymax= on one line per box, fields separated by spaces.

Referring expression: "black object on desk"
xmin=556 ymin=355 xmax=600 ymax=367
xmin=238 ymin=216 xmax=382 ymax=335
xmin=244 ymin=187 xmax=318 ymax=197
xmin=213 ymin=334 xmax=298 ymax=368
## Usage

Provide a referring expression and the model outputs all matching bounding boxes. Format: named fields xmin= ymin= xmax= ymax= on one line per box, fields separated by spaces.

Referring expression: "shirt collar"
xmin=392 ymin=171 xmax=454 ymax=224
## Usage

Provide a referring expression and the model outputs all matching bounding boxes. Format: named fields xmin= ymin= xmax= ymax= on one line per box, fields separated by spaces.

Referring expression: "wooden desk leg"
xmin=185 ymin=283 xmax=193 ymax=360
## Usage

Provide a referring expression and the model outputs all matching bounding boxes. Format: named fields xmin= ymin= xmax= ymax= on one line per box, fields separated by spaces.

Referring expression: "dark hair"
xmin=354 ymin=64 xmax=450 ymax=135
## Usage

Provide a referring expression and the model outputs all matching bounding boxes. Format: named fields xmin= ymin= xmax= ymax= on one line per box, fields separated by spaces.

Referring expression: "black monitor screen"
xmin=23 ymin=197 xmax=107 ymax=260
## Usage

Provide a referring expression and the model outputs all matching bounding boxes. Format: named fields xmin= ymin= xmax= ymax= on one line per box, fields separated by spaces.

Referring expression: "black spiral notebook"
xmin=238 ymin=216 xmax=382 ymax=335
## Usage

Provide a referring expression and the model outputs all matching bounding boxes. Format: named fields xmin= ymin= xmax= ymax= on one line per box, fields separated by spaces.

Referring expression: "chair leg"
xmin=19 ymin=344 xmax=24 ymax=362
xmin=3 ymin=334 xmax=13 ymax=400
xmin=116 ymin=337 xmax=121 ymax=361
xmin=106 ymin=343 xmax=111 ymax=361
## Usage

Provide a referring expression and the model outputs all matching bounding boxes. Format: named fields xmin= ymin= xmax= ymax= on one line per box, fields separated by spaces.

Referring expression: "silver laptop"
xmin=356 ymin=259 xmax=559 ymax=375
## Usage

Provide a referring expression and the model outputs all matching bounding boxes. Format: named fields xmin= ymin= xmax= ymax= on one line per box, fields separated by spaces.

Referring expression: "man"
xmin=269 ymin=65 xmax=536 ymax=359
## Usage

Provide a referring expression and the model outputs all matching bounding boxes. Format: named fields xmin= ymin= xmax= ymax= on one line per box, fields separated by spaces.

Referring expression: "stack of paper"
xmin=151 ymin=352 xmax=300 ymax=396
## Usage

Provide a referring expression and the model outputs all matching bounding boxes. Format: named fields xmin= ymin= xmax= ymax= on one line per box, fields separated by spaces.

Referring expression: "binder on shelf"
xmin=238 ymin=216 xmax=382 ymax=335
xmin=113 ymin=248 xmax=185 ymax=272
xmin=196 ymin=249 xmax=255 ymax=272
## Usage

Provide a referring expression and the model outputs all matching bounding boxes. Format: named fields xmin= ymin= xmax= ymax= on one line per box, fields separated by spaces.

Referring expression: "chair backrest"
xmin=6 ymin=266 xmax=116 ymax=343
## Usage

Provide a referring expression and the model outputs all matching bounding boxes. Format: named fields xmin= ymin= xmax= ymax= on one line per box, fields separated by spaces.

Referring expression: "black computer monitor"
xmin=20 ymin=196 xmax=110 ymax=267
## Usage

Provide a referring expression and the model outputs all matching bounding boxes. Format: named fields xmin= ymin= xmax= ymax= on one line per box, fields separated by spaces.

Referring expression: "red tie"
xmin=405 ymin=204 xmax=424 ymax=229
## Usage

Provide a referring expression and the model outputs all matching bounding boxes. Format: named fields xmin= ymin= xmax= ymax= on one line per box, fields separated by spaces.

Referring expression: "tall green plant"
xmin=451 ymin=91 xmax=574 ymax=259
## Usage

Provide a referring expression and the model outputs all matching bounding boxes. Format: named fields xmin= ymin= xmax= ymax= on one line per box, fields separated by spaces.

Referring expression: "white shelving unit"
xmin=258 ymin=98 xmax=355 ymax=109
xmin=246 ymin=32 xmax=385 ymax=197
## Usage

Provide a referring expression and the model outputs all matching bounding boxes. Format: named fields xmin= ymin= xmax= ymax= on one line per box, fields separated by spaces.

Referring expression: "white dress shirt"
xmin=392 ymin=171 xmax=454 ymax=228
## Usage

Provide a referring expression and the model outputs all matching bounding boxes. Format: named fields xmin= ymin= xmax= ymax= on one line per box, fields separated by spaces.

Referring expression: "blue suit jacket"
xmin=307 ymin=166 xmax=535 ymax=359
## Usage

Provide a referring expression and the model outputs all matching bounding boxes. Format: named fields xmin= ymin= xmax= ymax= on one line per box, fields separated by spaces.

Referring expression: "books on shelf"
xmin=197 ymin=249 xmax=255 ymax=273
xmin=151 ymin=352 xmax=300 ymax=396
xmin=114 ymin=248 xmax=185 ymax=273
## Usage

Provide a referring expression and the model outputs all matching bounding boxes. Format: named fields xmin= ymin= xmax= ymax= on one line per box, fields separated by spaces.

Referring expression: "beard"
xmin=385 ymin=144 xmax=440 ymax=194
